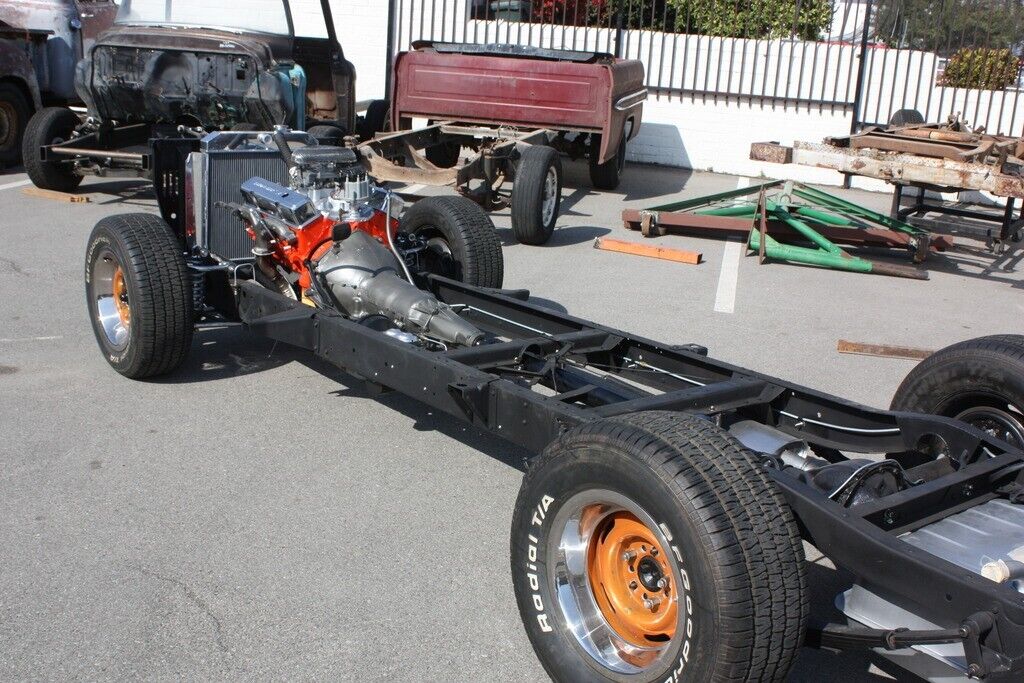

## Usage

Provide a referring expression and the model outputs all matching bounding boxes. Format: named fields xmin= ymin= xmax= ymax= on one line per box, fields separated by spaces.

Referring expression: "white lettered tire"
xmin=510 ymin=412 xmax=807 ymax=682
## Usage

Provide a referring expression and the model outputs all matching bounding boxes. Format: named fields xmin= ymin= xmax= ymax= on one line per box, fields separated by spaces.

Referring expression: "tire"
xmin=85 ymin=213 xmax=194 ymax=379
xmin=511 ymin=145 xmax=561 ymax=245
xmin=0 ymin=82 xmax=31 ymax=165
xmin=588 ymin=130 xmax=627 ymax=191
xmin=23 ymin=107 xmax=83 ymax=192
xmin=398 ymin=195 xmax=503 ymax=288
xmin=511 ymin=412 xmax=807 ymax=683
xmin=891 ymin=335 xmax=1024 ymax=448
xmin=359 ymin=99 xmax=390 ymax=139
xmin=889 ymin=109 xmax=924 ymax=127
xmin=307 ymin=124 xmax=346 ymax=146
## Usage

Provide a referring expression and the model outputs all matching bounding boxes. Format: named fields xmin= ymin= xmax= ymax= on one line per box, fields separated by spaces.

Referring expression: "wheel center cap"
xmin=637 ymin=556 xmax=664 ymax=592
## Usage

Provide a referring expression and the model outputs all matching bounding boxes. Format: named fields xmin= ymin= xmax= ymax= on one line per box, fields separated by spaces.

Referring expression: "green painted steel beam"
xmin=771 ymin=210 xmax=843 ymax=254
xmin=749 ymin=231 xmax=872 ymax=273
xmin=644 ymin=180 xmax=783 ymax=213
xmin=791 ymin=184 xmax=926 ymax=236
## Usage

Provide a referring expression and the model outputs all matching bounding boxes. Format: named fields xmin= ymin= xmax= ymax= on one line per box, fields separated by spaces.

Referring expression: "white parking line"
xmin=0 ymin=179 xmax=31 ymax=192
xmin=713 ymin=241 xmax=742 ymax=313
xmin=0 ymin=335 xmax=63 ymax=343
xmin=712 ymin=177 xmax=749 ymax=314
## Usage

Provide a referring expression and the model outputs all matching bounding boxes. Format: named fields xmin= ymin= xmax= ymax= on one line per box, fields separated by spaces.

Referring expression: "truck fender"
xmin=0 ymin=42 xmax=42 ymax=110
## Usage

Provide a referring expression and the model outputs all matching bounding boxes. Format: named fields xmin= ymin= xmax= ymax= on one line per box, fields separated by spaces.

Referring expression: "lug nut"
xmin=657 ymin=577 xmax=669 ymax=589
xmin=643 ymin=597 xmax=662 ymax=609
xmin=622 ymin=550 xmax=637 ymax=561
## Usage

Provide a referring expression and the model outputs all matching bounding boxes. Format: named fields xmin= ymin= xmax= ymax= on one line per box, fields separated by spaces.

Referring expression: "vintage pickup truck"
xmin=20 ymin=0 xmax=373 ymax=191
xmin=0 ymin=0 xmax=116 ymax=166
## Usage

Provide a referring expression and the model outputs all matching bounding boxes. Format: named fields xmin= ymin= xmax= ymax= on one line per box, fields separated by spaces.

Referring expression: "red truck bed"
xmin=390 ymin=42 xmax=646 ymax=164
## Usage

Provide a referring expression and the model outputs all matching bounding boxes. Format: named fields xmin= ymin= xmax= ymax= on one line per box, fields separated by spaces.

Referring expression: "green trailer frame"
xmin=621 ymin=180 xmax=950 ymax=279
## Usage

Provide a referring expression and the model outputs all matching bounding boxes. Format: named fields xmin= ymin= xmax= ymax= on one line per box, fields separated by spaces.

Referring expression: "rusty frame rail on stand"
xmin=751 ymin=127 xmax=1024 ymax=249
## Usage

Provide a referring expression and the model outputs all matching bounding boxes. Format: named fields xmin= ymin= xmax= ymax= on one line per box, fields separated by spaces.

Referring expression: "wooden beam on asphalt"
xmin=21 ymin=187 xmax=90 ymax=203
xmin=837 ymin=339 xmax=934 ymax=360
xmin=593 ymin=237 xmax=702 ymax=265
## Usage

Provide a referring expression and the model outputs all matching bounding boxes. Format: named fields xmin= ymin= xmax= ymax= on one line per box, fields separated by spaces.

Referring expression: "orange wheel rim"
xmin=586 ymin=508 xmax=678 ymax=648
xmin=112 ymin=267 xmax=131 ymax=328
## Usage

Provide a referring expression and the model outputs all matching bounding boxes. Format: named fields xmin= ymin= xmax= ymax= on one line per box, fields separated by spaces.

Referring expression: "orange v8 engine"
xmin=222 ymin=129 xmax=484 ymax=347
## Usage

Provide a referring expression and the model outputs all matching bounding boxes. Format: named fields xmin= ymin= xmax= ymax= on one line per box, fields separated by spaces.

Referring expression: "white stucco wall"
xmin=322 ymin=0 xmax=1019 ymax=194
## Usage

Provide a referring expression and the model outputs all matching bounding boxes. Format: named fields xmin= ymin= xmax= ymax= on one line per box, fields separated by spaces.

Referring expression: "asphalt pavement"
xmin=1 ymin=159 xmax=1021 ymax=681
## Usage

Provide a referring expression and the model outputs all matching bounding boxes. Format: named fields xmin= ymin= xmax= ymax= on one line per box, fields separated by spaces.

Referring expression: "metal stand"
xmin=890 ymin=183 xmax=1024 ymax=251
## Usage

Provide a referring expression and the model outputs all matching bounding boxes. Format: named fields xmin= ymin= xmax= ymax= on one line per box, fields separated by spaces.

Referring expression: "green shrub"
xmin=524 ymin=0 xmax=832 ymax=38
xmin=939 ymin=48 xmax=1021 ymax=90
xmin=670 ymin=0 xmax=833 ymax=39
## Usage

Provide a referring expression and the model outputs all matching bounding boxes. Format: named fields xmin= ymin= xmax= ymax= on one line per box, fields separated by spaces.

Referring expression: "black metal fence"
xmin=387 ymin=0 xmax=1024 ymax=135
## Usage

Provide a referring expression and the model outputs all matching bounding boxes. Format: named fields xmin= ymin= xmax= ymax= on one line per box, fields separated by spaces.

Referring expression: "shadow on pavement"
xmin=86 ymin=179 xmax=155 ymax=208
xmin=151 ymin=322 xmax=533 ymax=473
xmin=789 ymin=560 xmax=908 ymax=681
xmin=495 ymin=224 xmax=611 ymax=247
xmin=925 ymin=242 xmax=1023 ymax=289
xmin=156 ymin=324 xmax=310 ymax=384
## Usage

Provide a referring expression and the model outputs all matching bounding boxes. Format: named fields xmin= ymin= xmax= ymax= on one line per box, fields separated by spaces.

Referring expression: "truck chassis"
xmin=84 ymin=128 xmax=1024 ymax=681
xmin=234 ymin=269 xmax=1024 ymax=680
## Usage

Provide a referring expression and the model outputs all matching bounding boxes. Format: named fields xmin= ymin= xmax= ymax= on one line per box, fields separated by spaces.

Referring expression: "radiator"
xmin=190 ymin=146 xmax=289 ymax=261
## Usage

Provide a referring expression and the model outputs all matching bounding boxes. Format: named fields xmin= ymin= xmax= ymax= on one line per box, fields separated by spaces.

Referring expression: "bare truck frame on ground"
xmin=82 ymin=126 xmax=1024 ymax=682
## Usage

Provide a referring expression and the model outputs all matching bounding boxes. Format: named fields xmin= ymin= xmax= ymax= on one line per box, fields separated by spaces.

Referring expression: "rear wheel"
xmin=23 ymin=107 xmax=83 ymax=191
xmin=85 ymin=213 xmax=193 ymax=379
xmin=511 ymin=412 xmax=807 ymax=682
xmin=511 ymin=145 xmax=561 ymax=245
xmin=359 ymin=99 xmax=390 ymax=139
xmin=399 ymin=195 xmax=503 ymax=288
xmin=891 ymin=335 xmax=1024 ymax=448
xmin=0 ymin=83 xmax=31 ymax=166
xmin=588 ymin=129 xmax=627 ymax=191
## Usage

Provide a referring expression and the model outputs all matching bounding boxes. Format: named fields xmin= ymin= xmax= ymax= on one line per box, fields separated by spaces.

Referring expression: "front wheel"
xmin=85 ymin=213 xmax=194 ymax=379
xmin=511 ymin=412 xmax=807 ymax=682
xmin=511 ymin=145 xmax=561 ymax=245
xmin=399 ymin=195 xmax=504 ymax=288
xmin=23 ymin=107 xmax=83 ymax=192
xmin=891 ymin=335 xmax=1024 ymax=448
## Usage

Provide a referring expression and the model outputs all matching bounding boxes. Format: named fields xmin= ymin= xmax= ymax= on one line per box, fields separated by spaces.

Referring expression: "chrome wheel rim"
xmin=541 ymin=166 xmax=558 ymax=226
xmin=92 ymin=249 xmax=131 ymax=349
xmin=549 ymin=489 xmax=682 ymax=675
xmin=956 ymin=405 xmax=1024 ymax=448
